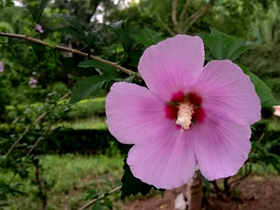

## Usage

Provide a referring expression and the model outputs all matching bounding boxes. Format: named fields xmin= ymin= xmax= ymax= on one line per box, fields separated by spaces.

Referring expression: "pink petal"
xmin=193 ymin=60 xmax=261 ymax=126
xmin=106 ymin=82 xmax=169 ymax=144
xmin=138 ymin=35 xmax=204 ymax=101
xmin=193 ymin=115 xmax=251 ymax=180
xmin=127 ymin=125 xmax=197 ymax=189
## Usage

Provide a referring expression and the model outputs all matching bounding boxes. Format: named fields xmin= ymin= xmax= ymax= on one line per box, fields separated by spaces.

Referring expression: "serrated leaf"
xmin=59 ymin=27 xmax=85 ymax=40
xmin=22 ymin=0 xmax=51 ymax=22
xmin=113 ymin=75 xmax=135 ymax=83
xmin=249 ymin=72 xmax=280 ymax=107
xmin=120 ymin=158 xmax=164 ymax=199
xmin=20 ymin=40 xmax=46 ymax=51
xmin=130 ymin=29 xmax=163 ymax=48
xmin=78 ymin=60 xmax=122 ymax=77
xmin=92 ymin=200 xmax=103 ymax=210
xmin=200 ymin=27 xmax=252 ymax=61
xmin=85 ymin=30 xmax=101 ymax=48
xmin=61 ymin=57 xmax=98 ymax=77
xmin=70 ymin=75 xmax=111 ymax=104
xmin=86 ymin=189 xmax=98 ymax=200
xmin=37 ymin=0 xmax=51 ymax=21
xmin=53 ymin=14 xmax=85 ymax=38
xmin=107 ymin=20 xmax=136 ymax=53
xmin=23 ymin=5 xmax=37 ymax=21
xmin=103 ymin=197 xmax=113 ymax=210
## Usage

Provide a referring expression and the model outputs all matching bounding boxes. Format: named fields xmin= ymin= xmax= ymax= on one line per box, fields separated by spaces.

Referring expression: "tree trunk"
xmin=185 ymin=173 xmax=203 ymax=210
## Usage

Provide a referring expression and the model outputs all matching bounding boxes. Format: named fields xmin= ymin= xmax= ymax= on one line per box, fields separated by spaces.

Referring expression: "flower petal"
xmin=127 ymin=125 xmax=196 ymax=189
xmin=193 ymin=60 xmax=261 ymax=126
xmin=138 ymin=35 xmax=204 ymax=101
xmin=106 ymin=82 xmax=167 ymax=144
xmin=193 ymin=115 xmax=251 ymax=180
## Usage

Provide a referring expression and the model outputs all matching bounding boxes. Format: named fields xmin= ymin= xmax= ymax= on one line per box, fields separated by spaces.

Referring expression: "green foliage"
xmin=24 ymin=0 xmax=51 ymax=23
xmin=249 ymin=72 xmax=280 ymax=107
xmin=120 ymin=158 xmax=164 ymax=199
xmin=53 ymin=13 xmax=86 ymax=38
xmin=79 ymin=60 xmax=122 ymax=77
xmin=200 ymin=27 xmax=252 ymax=61
xmin=69 ymin=75 xmax=112 ymax=104
xmin=0 ymin=154 xmax=123 ymax=210
xmin=107 ymin=21 xmax=136 ymax=55
xmin=54 ymin=13 xmax=100 ymax=50
xmin=61 ymin=57 xmax=99 ymax=77
xmin=130 ymin=29 xmax=164 ymax=48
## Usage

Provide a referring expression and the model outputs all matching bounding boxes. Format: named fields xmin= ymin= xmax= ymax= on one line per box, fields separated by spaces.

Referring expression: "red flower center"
xmin=165 ymin=91 xmax=206 ymax=129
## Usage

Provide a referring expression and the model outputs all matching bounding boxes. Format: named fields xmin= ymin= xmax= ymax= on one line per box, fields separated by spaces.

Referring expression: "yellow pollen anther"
xmin=175 ymin=103 xmax=194 ymax=131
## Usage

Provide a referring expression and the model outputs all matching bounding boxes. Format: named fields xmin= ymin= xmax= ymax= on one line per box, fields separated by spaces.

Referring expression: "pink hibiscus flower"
xmin=106 ymin=35 xmax=261 ymax=189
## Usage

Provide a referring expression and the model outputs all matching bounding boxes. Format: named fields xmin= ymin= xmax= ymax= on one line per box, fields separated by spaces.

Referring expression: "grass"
xmin=1 ymin=153 xmax=279 ymax=210
xmin=57 ymin=116 xmax=108 ymax=130
xmin=2 ymin=154 xmax=124 ymax=210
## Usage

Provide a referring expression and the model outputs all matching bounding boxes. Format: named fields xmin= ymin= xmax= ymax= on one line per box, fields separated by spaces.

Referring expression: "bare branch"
xmin=156 ymin=15 xmax=176 ymax=36
xmin=183 ymin=3 xmax=211 ymax=34
xmin=0 ymin=32 xmax=139 ymax=78
xmin=179 ymin=0 xmax=192 ymax=24
xmin=172 ymin=0 xmax=179 ymax=27
xmin=5 ymin=92 xmax=71 ymax=157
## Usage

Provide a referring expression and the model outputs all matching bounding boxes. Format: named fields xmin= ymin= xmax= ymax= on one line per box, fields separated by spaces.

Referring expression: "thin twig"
xmin=78 ymin=186 xmax=121 ymax=210
xmin=24 ymin=125 xmax=51 ymax=160
xmin=229 ymin=164 xmax=252 ymax=189
xmin=183 ymin=3 xmax=211 ymax=34
xmin=172 ymin=0 xmax=178 ymax=27
xmin=156 ymin=15 xmax=176 ymax=36
xmin=5 ymin=92 xmax=71 ymax=157
xmin=0 ymin=32 xmax=139 ymax=77
xmin=257 ymin=132 xmax=265 ymax=142
xmin=179 ymin=0 xmax=192 ymax=23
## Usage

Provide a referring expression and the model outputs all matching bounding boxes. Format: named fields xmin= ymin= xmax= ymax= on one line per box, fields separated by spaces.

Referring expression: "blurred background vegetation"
xmin=0 ymin=0 xmax=280 ymax=209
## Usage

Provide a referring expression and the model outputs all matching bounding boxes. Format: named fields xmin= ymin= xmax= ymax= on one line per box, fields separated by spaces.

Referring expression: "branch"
xmin=183 ymin=3 xmax=211 ymax=34
xmin=172 ymin=0 xmax=178 ymax=27
xmin=229 ymin=164 xmax=252 ymax=189
xmin=35 ymin=162 xmax=47 ymax=210
xmin=24 ymin=125 xmax=51 ymax=160
xmin=0 ymin=32 xmax=139 ymax=78
xmin=5 ymin=92 xmax=71 ymax=157
xmin=78 ymin=186 xmax=121 ymax=210
xmin=156 ymin=15 xmax=176 ymax=36
xmin=179 ymin=0 xmax=192 ymax=25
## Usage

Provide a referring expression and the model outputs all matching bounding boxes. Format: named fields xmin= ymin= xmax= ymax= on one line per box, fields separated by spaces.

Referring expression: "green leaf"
xmin=249 ymin=72 xmax=280 ymax=107
xmin=200 ymin=27 xmax=252 ymax=61
xmin=78 ymin=60 xmax=122 ymax=77
xmin=120 ymin=158 xmax=164 ymax=199
xmin=53 ymin=14 xmax=85 ymax=39
xmin=113 ymin=75 xmax=135 ymax=83
xmin=54 ymin=14 xmax=100 ymax=49
xmin=92 ymin=200 xmax=103 ymax=210
xmin=86 ymin=189 xmax=98 ymax=200
xmin=107 ymin=20 xmax=136 ymax=53
xmin=85 ymin=30 xmax=101 ymax=48
xmin=61 ymin=57 xmax=98 ymax=77
xmin=103 ymin=197 xmax=113 ymax=210
xmin=37 ymin=0 xmax=51 ymax=21
xmin=23 ymin=5 xmax=37 ymax=21
xmin=70 ymin=75 xmax=111 ymax=104
xmin=23 ymin=0 xmax=51 ymax=22
xmin=58 ymin=27 xmax=85 ymax=40
xmin=130 ymin=29 xmax=163 ymax=48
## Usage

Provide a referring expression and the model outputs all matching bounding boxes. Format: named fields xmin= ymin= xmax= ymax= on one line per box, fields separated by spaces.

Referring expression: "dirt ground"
xmin=121 ymin=175 xmax=280 ymax=210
